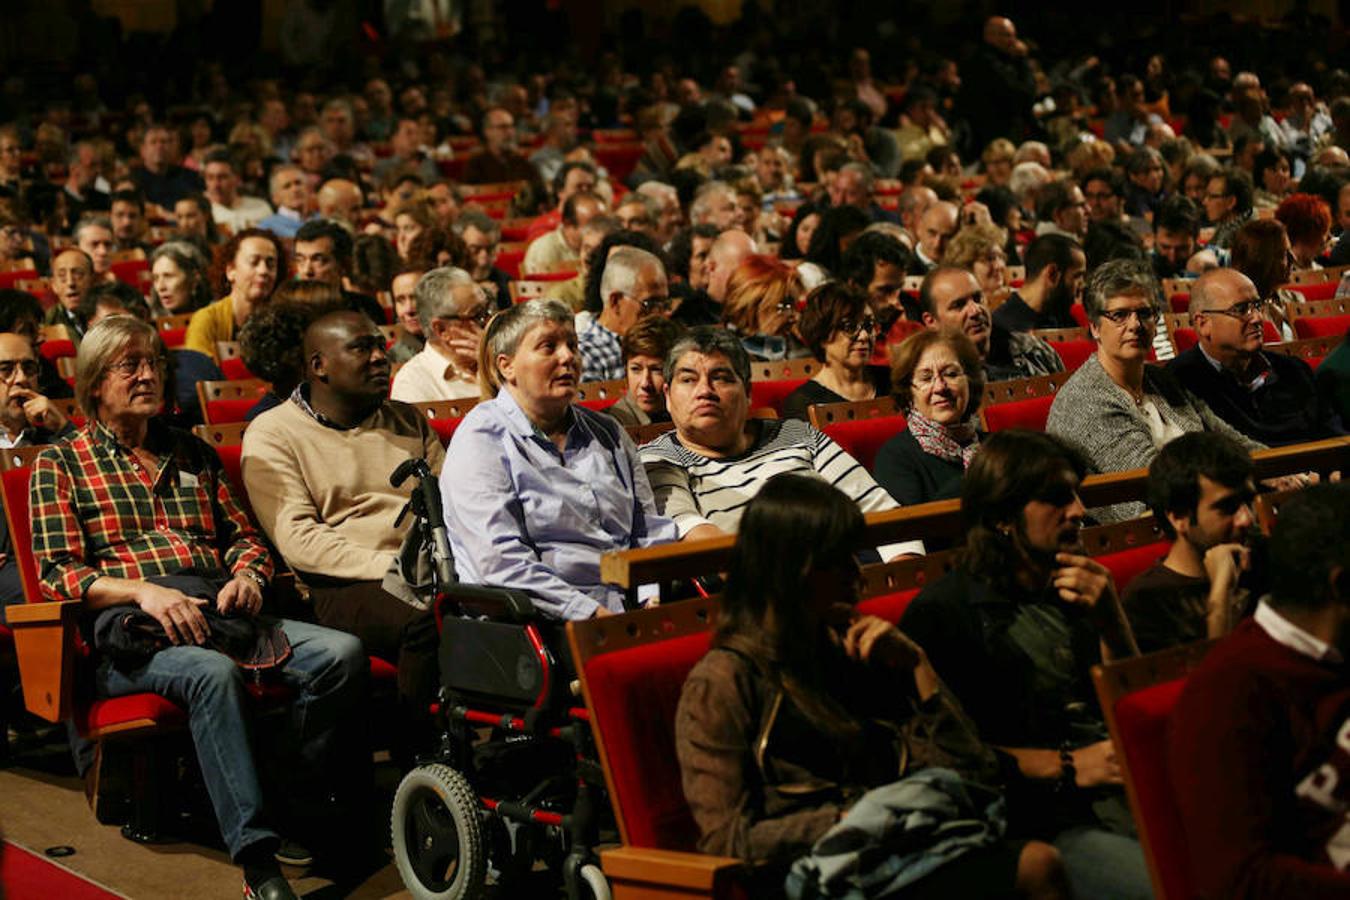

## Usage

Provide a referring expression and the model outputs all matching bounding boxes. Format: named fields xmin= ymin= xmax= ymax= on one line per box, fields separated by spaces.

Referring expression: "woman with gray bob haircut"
xmin=445 ymin=297 xmax=678 ymax=621
xmin=1047 ymin=259 xmax=1263 ymax=520
xmin=149 ymin=240 xmax=213 ymax=316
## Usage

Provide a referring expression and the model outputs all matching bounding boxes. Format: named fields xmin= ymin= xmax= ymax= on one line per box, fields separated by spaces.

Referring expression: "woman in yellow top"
xmin=184 ymin=228 xmax=288 ymax=361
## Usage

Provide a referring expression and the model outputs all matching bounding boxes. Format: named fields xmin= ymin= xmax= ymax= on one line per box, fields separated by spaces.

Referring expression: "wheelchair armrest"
xmin=600 ymin=845 xmax=745 ymax=899
xmin=441 ymin=584 xmax=536 ymax=623
xmin=7 ymin=600 xmax=80 ymax=723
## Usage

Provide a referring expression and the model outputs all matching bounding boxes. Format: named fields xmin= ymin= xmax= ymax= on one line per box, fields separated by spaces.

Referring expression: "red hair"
xmin=1275 ymin=193 xmax=1332 ymax=246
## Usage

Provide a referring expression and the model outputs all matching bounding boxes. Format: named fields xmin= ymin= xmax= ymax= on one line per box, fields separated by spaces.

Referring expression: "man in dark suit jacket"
xmin=1168 ymin=267 xmax=1343 ymax=446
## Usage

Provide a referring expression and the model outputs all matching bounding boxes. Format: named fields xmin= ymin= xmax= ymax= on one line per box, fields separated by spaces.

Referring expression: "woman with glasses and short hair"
xmin=782 ymin=283 xmax=888 ymax=421
xmin=874 ymin=330 xmax=986 ymax=506
xmin=1047 ymin=259 xmax=1263 ymax=521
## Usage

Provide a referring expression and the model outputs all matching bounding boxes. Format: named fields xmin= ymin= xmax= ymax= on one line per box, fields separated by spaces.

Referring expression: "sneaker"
xmin=243 ymin=874 xmax=299 ymax=900
xmin=273 ymin=838 xmax=314 ymax=868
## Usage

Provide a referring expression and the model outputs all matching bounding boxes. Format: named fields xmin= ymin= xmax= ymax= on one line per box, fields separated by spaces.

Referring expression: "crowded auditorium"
xmin=3 ymin=1 xmax=1350 ymax=898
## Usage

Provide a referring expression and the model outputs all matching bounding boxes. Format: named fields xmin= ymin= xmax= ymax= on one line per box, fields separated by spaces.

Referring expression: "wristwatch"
xmin=1054 ymin=743 xmax=1077 ymax=793
xmin=237 ymin=568 xmax=268 ymax=590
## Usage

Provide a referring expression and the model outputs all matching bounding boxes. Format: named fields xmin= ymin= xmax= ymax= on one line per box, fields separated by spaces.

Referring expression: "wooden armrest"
xmin=601 ymin=845 xmax=745 ymax=898
xmin=8 ymin=600 xmax=80 ymax=723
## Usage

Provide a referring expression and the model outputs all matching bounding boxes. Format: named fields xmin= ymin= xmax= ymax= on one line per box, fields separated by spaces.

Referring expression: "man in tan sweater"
xmin=241 ymin=307 xmax=445 ymax=760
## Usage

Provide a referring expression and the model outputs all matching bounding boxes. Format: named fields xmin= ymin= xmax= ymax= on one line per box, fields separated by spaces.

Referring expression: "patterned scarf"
xmin=907 ymin=409 xmax=980 ymax=468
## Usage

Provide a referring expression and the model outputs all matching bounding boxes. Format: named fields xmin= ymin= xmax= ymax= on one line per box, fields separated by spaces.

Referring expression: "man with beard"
xmin=1150 ymin=196 xmax=1202 ymax=280
xmin=1169 ymin=268 xmax=1343 ymax=445
xmin=920 ymin=266 xmax=1061 ymax=382
xmin=1122 ymin=432 xmax=1258 ymax=653
xmin=901 ymin=430 xmax=1149 ymax=900
xmin=1170 ymin=483 xmax=1350 ymax=898
xmin=992 ymin=234 xmax=1085 ymax=332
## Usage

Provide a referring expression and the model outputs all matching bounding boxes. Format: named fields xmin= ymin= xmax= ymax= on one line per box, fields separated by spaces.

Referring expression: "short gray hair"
xmin=663 ymin=325 xmax=751 ymax=391
xmin=268 ymin=164 xmax=305 ymax=199
xmin=617 ymin=191 xmax=659 ymax=222
xmin=454 ymin=209 xmax=500 ymax=240
xmin=598 ymin=246 xmax=663 ymax=307
xmin=838 ymin=161 xmax=875 ymax=192
xmin=414 ymin=267 xmax=480 ymax=333
xmin=690 ymin=180 xmax=734 ymax=224
xmin=1083 ymin=258 xmax=1158 ymax=325
xmin=76 ymin=315 xmax=165 ymax=421
xmin=478 ymin=298 xmax=574 ymax=398
xmin=75 ymin=215 xmax=112 ymax=242
xmin=1009 ymin=161 xmax=1050 ymax=205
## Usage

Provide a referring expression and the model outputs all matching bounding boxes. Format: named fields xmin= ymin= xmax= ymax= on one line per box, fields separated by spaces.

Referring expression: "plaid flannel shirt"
xmin=30 ymin=419 xmax=273 ymax=603
xmin=579 ymin=319 xmax=625 ymax=383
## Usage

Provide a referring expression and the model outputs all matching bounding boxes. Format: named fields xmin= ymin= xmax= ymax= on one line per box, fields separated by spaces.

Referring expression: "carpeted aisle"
xmin=1 ymin=841 xmax=125 ymax=899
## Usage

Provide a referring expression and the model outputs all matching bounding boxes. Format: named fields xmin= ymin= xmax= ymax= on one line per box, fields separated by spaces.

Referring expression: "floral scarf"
xmin=908 ymin=409 xmax=980 ymax=468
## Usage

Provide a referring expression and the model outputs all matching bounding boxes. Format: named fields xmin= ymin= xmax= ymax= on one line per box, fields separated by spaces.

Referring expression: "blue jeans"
xmin=94 ymin=618 xmax=367 ymax=860
xmin=1054 ymin=825 xmax=1153 ymax=900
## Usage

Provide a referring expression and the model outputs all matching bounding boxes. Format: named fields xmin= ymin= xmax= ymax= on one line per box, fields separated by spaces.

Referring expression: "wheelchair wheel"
xmin=392 ymin=763 xmax=486 ymax=900
xmin=578 ymin=862 xmax=611 ymax=900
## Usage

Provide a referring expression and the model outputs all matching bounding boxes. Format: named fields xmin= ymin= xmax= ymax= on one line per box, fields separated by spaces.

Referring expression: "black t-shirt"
xmin=1120 ymin=562 xmax=1210 ymax=655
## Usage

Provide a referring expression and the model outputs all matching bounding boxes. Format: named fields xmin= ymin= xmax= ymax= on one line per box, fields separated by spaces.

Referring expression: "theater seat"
xmin=1286 ymin=281 xmax=1338 ymax=301
xmin=1294 ymin=314 xmax=1350 ymax=340
xmin=369 ymin=656 xmax=398 ymax=681
xmin=856 ymin=588 xmax=921 ymax=624
xmin=427 ymin=416 xmax=463 ymax=444
xmin=748 ymin=379 xmax=806 ymax=417
xmin=1116 ymin=678 xmax=1192 ymax=897
xmin=821 ymin=413 xmax=907 ymax=472
xmin=76 ymin=693 xmax=188 ymax=734
xmin=1050 ymin=339 xmax=1096 ymax=373
xmin=1097 ymin=542 xmax=1168 ymax=593
xmin=980 ymin=395 xmax=1054 ymax=433
xmin=1171 ymin=327 xmax=1199 ymax=354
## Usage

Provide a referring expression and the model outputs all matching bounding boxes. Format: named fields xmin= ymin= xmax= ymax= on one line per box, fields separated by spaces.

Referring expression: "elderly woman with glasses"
xmin=721 ymin=254 xmax=810 ymax=361
xmin=874 ymin=330 xmax=986 ymax=506
xmin=782 ymin=283 xmax=888 ymax=421
xmin=1047 ymin=259 xmax=1263 ymax=521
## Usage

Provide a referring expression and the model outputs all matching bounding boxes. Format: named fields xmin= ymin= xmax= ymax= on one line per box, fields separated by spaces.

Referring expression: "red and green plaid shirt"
xmin=30 ymin=420 xmax=273 ymax=603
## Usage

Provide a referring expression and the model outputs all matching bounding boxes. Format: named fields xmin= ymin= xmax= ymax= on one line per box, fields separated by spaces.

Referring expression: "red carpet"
xmin=0 ymin=841 xmax=123 ymax=899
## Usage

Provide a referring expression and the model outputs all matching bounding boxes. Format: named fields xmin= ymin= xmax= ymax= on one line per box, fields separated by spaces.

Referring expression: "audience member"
xmin=184 ymin=228 xmax=287 ymax=361
xmin=387 ymin=266 xmax=426 ymax=364
xmin=782 ymin=282 xmax=884 ymax=420
xmin=204 ymin=149 xmax=273 ymax=233
xmin=1231 ymin=218 xmax=1301 ymax=339
xmin=46 ymin=247 xmax=94 ymax=338
xmin=603 ymin=315 xmax=683 ymax=428
xmin=256 ymin=164 xmax=312 ymax=238
xmin=75 ymin=215 xmax=114 ymax=276
xmin=148 ymin=240 xmax=211 ymax=316
xmin=920 ymin=266 xmax=1061 ymax=381
xmin=640 ymin=327 xmax=923 ymax=556
xmin=1170 ymin=483 xmax=1350 ymax=898
xmin=242 ymin=304 xmax=442 ymax=759
xmin=992 ymin=234 xmax=1084 ymax=332
xmin=1151 ymin=195 xmax=1201 ymax=280
xmin=901 ymin=430 xmax=1149 ymax=900
xmin=721 ymin=254 xmax=807 ymax=361
xmin=292 ymin=218 xmax=388 ymax=325
xmin=1047 ymin=260 xmax=1262 ymax=520
xmin=942 ymin=222 xmax=1011 ymax=299
xmin=31 ymin=316 xmax=366 ymax=900
xmin=579 ymin=246 xmax=671 ymax=381
xmin=874 ymin=330 xmax=985 ymax=506
xmin=390 ymin=267 xmax=487 ymax=402
xmin=1170 ymin=267 xmax=1342 ymax=445
xmin=130 ymin=124 xmax=204 ymax=210
xmin=1123 ymin=432 xmax=1257 ymax=653
xmin=442 ymin=299 xmax=678 ymax=620
xmin=456 ymin=210 xmax=511 ymax=310
xmin=522 ymin=192 xmax=606 ymax=276
xmin=910 ymin=201 xmax=959 ymax=274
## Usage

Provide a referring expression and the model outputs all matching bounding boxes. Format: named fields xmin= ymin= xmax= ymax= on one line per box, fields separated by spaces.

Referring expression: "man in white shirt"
xmin=390 ymin=267 xmax=487 ymax=402
xmin=204 ymin=149 xmax=273 ymax=233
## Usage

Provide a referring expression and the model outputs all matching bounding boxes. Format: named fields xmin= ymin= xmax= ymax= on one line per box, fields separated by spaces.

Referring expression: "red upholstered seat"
xmin=160 ymin=327 xmax=187 ymax=348
xmin=1097 ymin=542 xmax=1167 ymax=593
xmin=1294 ymin=314 xmax=1350 ymax=340
xmin=1171 ymin=327 xmax=1199 ymax=354
xmin=1070 ymin=304 xmax=1089 ymax=327
xmin=77 ymin=693 xmax=188 ymax=735
xmin=0 ymin=269 xmax=39 ymax=289
xmin=578 ymin=397 xmax=621 ymax=411
xmin=1286 ymin=281 xmax=1338 ymax=301
xmin=39 ymin=339 xmax=76 ymax=363
xmin=369 ymin=656 xmax=398 ymax=681
xmin=204 ymin=398 xmax=257 ymax=425
xmin=748 ymin=379 xmax=806 ymax=417
xmin=110 ymin=259 xmax=149 ymax=287
xmin=1168 ymin=293 xmax=1190 ymax=314
xmin=857 ymin=588 xmax=921 ymax=624
xmin=1050 ymin=339 xmax=1096 ymax=373
xmin=427 ymin=417 xmax=463 ymax=445
xmin=220 ymin=357 xmax=255 ymax=380
xmin=1261 ymin=320 xmax=1280 ymax=343
xmin=583 ymin=631 xmax=712 ymax=850
xmin=518 ymin=271 xmax=576 ymax=284
xmin=821 ymin=413 xmax=908 ymax=472
xmin=1115 ymin=678 xmax=1192 ymax=900
xmin=496 ymin=249 xmax=525 ymax=278
xmin=982 ymin=395 xmax=1054 ymax=433
xmin=212 ymin=445 xmax=245 ymax=500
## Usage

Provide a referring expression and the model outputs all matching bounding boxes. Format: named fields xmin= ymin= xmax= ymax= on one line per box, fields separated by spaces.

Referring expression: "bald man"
xmin=910 ymin=201 xmax=959 ymax=274
xmin=316 ymin=178 xmax=363 ymax=228
xmin=46 ymin=248 xmax=95 ymax=337
xmin=958 ymin=15 xmax=1037 ymax=150
xmin=703 ymin=229 xmax=757 ymax=305
xmin=1168 ymin=268 xmax=1342 ymax=446
xmin=242 ymin=307 xmax=444 ymax=757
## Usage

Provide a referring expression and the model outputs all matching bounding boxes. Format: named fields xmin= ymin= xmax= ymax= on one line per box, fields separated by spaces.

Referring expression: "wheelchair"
xmin=387 ymin=460 xmax=612 ymax=900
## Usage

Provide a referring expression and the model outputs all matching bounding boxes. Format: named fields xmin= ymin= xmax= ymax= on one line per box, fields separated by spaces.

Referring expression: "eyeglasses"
xmin=1099 ymin=306 xmax=1158 ymax=327
xmin=1204 ymin=299 xmax=1265 ymax=320
xmin=446 ymin=308 xmax=492 ymax=328
xmin=913 ymin=366 xmax=967 ymax=386
xmin=0 ymin=359 xmax=39 ymax=380
xmin=637 ymin=296 xmax=672 ymax=314
xmin=1204 ymin=192 xmax=1231 ymax=202
xmin=109 ymin=355 xmax=168 ymax=378
xmin=773 ymin=300 xmax=798 ymax=315
xmin=837 ymin=317 xmax=880 ymax=336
